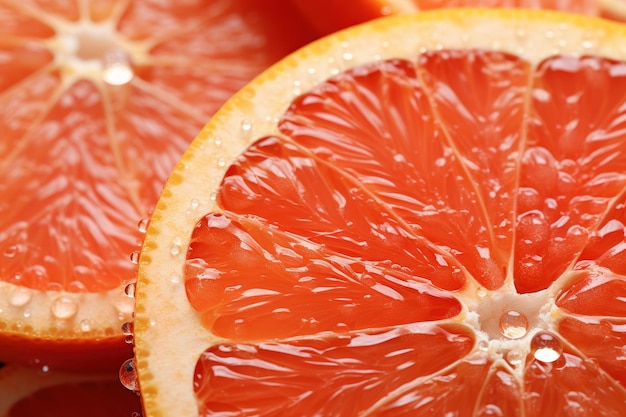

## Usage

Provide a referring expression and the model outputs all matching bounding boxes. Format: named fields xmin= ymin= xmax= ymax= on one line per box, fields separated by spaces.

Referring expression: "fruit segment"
xmin=417 ymin=50 xmax=528 ymax=289
xmin=517 ymin=55 xmax=626 ymax=293
xmin=186 ymin=213 xmax=462 ymax=341
xmin=193 ymin=324 xmax=474 ymax=416
xmin=376 ymin=355 xmax=493 ymax=416
xmin=279 ymin=55 xmax=513 ymax=290
xmin=523 ymin=351 xmax=626 ymax=416
xmin=2 ymin=79 xmax=136 ymax=292
xmin=183 ymin=47 xmax=626 ymax=415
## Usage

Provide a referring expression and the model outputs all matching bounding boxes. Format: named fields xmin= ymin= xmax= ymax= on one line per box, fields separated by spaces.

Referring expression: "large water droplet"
xmin=102 ymin=49 xmax=134 ymax=85
xmin=124 ymin=282 xmax=136 ymax=298
xmin=119 ymin=358 xmax=139 ymax=392
xmin=137 ymin=218 xmax=149 ymax=234
xmin=51 ymin=296 xmax=78 ymax=320
xmin=10 ymin=288 xmax=32 ymax=307
xmin=130 ymin=251 xmax=140 ymax=264
xmin=80 ymin=319 xmax=92 ymax=333
xmin=121 ymin=321 xmax=134 ymax=336
xmin=170 ymin=244 xmax=181 ymax=256
xmin=499 ymin=310 xmax=529 ymax=339
xmin=531 ymin=331 xmax=563 ymax=363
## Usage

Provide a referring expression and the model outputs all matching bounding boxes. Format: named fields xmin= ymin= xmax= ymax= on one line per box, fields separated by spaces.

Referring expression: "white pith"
xmin=133 ymin=10 xmax=626 ymax=417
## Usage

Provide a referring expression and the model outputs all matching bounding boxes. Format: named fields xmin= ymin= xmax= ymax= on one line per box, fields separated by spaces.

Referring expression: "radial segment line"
xmin=0 ymin=63 xmax=66 ymax=172
xmin=4 ymin=0 xmax=67 ymax=31
xmin=131 ymin=75 xmax=208 ymax=125
xmin=414 ymin=56 xmax=531 ymax=289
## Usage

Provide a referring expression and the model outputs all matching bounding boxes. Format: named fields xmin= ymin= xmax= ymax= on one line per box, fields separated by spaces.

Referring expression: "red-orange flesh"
xmin=185 ymin=49 xmax=626 ymax=415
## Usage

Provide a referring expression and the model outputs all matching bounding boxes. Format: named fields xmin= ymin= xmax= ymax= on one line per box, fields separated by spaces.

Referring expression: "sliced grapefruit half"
xmin=134 ymin=8 xmax=626 ymax=417
xmin=290 ymin=0 xmax=601 ymax=36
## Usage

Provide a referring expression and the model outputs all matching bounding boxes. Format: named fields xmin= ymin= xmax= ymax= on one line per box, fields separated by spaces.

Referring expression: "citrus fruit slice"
xmin=599 ymin=0 xmax=626 ymax=20
xmin=133 ymin=8 xmax=626 ymax=417
xmin=0 ymin=0 xmax=316 ymax=372
xmin=291 ymin=0 xmax=599 ymax=36
xmin=0 ymin=364 xmax=141 ymax=417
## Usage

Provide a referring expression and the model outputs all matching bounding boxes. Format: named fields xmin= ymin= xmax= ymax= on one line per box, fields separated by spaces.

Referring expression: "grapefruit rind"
xmin=134 ymin=9 xmax=626 ymax=416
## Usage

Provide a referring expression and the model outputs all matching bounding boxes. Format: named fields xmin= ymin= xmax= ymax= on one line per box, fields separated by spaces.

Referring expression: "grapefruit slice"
xmin=599 ymin=0 xmax=626 ymax=20
xmin=133 ymin=8 xmax=626 ymax=417
xmin=0 ymin=0 xmax=316 ymax=372
xmin=290 ymin=0 xmax=600 ymax=35
xmin=0 ymin=364 xmax=141 ymax=417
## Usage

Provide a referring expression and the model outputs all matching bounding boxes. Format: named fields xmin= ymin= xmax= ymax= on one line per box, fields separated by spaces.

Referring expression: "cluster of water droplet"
xmin=492 ymin=307 xmax=563 ymax=369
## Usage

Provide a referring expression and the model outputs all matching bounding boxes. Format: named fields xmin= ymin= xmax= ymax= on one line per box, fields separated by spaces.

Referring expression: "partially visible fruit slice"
xmin=291 ymin=0 xmax=599 ymax=35
xmin=133 ymin=8 xmax=626 ymax=417
xmin=0 ymin=0 xmax=316 ymax=372
xmin=599 ymin=0 xmax=626 ymax=20
xmin=0 ymin=364 xmax=141 ymax=417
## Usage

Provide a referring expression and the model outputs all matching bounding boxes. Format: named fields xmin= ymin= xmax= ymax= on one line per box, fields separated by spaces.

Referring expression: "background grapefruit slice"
xmin=0 ymin=0 xmax=316 ymax=372
xmin=0 ymin=364 xmax=141 ymax=417
xmin=290 ymin=0 xmax=601 ymax=35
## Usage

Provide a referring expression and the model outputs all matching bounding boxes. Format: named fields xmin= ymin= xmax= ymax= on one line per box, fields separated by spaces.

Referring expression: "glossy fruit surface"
xmin=0 ymin=0 xmax=316 ymax=372
xmin=134 ymin=8 xmax=626 ymax=417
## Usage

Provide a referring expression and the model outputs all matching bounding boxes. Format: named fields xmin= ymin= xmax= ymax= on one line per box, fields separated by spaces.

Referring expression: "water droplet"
xmin=130 ymin=251 xmax=140 ymax=264
xmin=170 ymin=272 xmax=182 ymax=284
xmin=190 ymin=198 xmax=200 ymax=209
xmin=125 ymin=282 xmax=136 ymax=297
xmin=3 ymin=245 xmax=18 ymax=258
xmin=29 ymin=358 xmax=50 ymax=374
xmin=51 ymin=296 xmax=78 ymax=320
xmin=10 ymin=288 xmax=32 ymax=307
xmin=293 ymin=80 xmax=302 ymax=95
xmin=505 ymin=350 xmax=524 ymax=367
xmin=499 ymin=310 xmax=529 ymax=339
xmin=119 ymin=358 xmax=139 ymax=392
xmin=137 ymin=218 xmax=149 ymax=233
xmin=478 ymin=340 xmax=489 ymax=352
xmin=216 ymin=156 xmax=227 ymax=168
xmin=531 ymin=331 xmax=563 ymax=363
xmin=213 ymin=136 xmax=222 ymax=147
xmin=80 ymin=319 xmax=92 ymax=333
xmin=170 ymin=244 xmax=181 ymax=256
xmin=121 ymin=321 xmax=134 ymax=335
xmin=241 ymin=119 xmax=252 ymax=132
xmin=102 ymin=49 xmax=134 ymax=86
xmin=582 ymin=39 xmax=595 ymax=49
